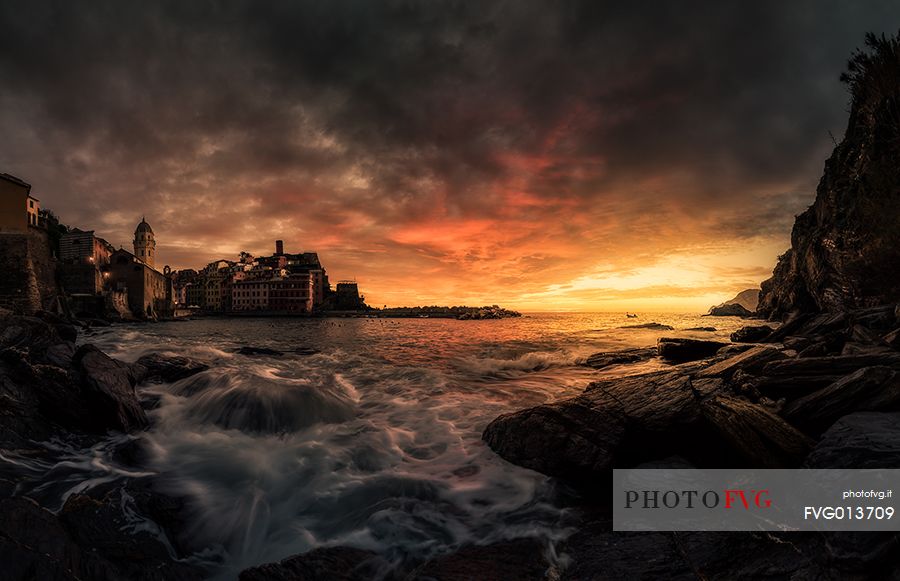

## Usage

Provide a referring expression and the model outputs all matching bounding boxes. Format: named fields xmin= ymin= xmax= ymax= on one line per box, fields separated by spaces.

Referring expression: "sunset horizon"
xmin=3 ymin=4 xmax=900 ymax=580
xmin=6 ymin=2 xmax=896 ymax=312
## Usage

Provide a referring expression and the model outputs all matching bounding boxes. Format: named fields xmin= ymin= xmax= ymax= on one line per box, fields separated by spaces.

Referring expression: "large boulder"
xmin=72 ymin=344 xmax=148 ymax=433
xmin=730 ymin=325 xmax=774 ymax=343
xmin=59 ymin=484 xmax=207 ymax=581
xmin=657 ymin=338 xmax=728 ymax=363
xmin=483 ymin=367 xmax=809 ymax=481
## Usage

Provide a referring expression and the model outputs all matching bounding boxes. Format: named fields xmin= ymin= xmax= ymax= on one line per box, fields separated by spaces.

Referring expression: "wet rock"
xmin=705 ymin=303 xmax=753 ymax=317
xmin=699 ymin=395 xmax=813 ymax=467
xmin=583 ymin=348 xmax=655 ymax=370
xmin=782 ymin=336 xmax=812 ymax=351
xmin=44 ymin=341 xmax=76 ymax=369
xmin=761 ymin=353 xmax=900 ymax=377
xmin=38 ymin=311 xmax=79 ymax=343
xmin=694 ymin=346 xmax=786 ymax=380
xmin=782 ymin=367 xmax=900 ymax=434
xmin=412 ymin=539 xmax=551 ymax=581
xmin=239 ymin=547 xmax=384 ymax=581
xmin=885 ymin=328 xmax=900 ymax=349
xmin=235 ymin=346 xmax=284 ymax=356
xmin=0 ymin=496 xmax=114 ymax=581
xmin=0 ymin=314 xmax=65 ymax=363
xmin=482 ymin=395 xmax=626 ymax=480
xmin=59 ymin=484 xmax=208 ymax=581
xmin=484 ymin=371 xmax=785 ymax=479
xmin=805 ymin=413 xmax=900 ymax=468
xmin=730 ymin=325 xmax=774 ymax=343
xmin=657 ymin=338 xmax=728 ymax=363
xmin=822 ymin=531 xmax=900 ymax=575
xmin=110 ymin=436 xmax=153 ymax=468
xmin=73 ymin=344 xmax=148 ymax=433
xmin=134 ymin=353 xmax=209 ymax=384
xmin=294 ymin=347 xmax=320 ymax=356
xmin=840 ymin=342 xmax=895 ymax=356
xmin=561 ymin=525 xmax=694 ymax=580
xmin=560 ymin=519 xmax=828 ymax=581
xmin=715 ymin=344 xmax=755 ymax=356
xmin=748 ymin=374 xmax=844 ymax=399
xmin=618 ymin=322 xmax=674 ymax=330
xmin=851 ymin=305 xmax=899 ymax=333
xmin=674 ymin=531 xmax=829 ymax=579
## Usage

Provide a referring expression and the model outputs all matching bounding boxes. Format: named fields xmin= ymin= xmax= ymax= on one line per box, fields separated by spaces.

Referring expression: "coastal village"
xmin=1 ymin=171 xmax=518 ymax=321
xmin=0 ymin=171 xmax=365 ymax=320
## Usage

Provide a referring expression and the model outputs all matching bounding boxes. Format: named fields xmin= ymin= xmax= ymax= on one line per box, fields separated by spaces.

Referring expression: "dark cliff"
xmin=758 ymin=32 xmax=900 ymax=320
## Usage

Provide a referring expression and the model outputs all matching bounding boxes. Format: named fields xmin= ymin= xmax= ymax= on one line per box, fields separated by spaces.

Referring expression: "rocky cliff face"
xmin=758 ymin=33 xmax=900 ymax=320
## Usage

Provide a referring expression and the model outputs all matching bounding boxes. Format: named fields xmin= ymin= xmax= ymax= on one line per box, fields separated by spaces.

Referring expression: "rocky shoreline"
xmin=5 ymin=306 xmax=900 ymax=580
xmin=4 ymin=298 xmax=900 ymax=581
xmin=479 ymin=305 xmax=900 ymax=578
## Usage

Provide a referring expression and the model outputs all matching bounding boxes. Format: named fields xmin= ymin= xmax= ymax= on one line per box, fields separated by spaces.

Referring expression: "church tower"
xmin=133 ymin=217 xmax=156 ymax=268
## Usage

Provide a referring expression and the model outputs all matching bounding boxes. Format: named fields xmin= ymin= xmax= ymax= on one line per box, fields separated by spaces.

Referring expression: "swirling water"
xmin=5 ymin=312 xmax=749 ymax=578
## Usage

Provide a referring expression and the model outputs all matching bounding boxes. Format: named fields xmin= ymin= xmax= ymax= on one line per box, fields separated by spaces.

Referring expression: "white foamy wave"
xmin=165 ymin=368 xmax=357 ymax=434
xmin=455 ymin=350 xmax=578 ymax=377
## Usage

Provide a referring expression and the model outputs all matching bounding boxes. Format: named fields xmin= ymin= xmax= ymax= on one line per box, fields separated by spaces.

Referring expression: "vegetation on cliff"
xmin=759 ymin=31 xmax=900 ymax=318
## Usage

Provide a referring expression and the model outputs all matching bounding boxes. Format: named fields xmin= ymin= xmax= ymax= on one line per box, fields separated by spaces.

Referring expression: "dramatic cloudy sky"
xmin=2 ymin=1 xmax=898 ymax=310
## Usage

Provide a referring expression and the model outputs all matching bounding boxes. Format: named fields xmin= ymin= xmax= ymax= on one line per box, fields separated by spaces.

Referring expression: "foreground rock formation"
xmin=482 ymin=304 xmax=900 ymax=578
xmin=0 ymin=311 xmax=210 ymax=580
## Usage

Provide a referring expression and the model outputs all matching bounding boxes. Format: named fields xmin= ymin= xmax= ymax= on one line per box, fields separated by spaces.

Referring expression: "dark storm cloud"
xmin=1 ymin=0 xmax=898 ymax=307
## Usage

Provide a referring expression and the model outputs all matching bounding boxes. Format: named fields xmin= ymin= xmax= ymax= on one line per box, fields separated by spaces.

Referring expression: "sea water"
xmin=3 ymin=313 xmax=749 ymax=577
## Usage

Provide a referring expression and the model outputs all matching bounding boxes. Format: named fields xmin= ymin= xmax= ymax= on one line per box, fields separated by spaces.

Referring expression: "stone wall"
xmin=0 ymin=228 xmax=60 ymax=314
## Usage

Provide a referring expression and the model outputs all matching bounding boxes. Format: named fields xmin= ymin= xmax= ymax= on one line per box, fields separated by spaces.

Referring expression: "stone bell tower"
xmin=133 ymin=217 xmax=156 ymax=268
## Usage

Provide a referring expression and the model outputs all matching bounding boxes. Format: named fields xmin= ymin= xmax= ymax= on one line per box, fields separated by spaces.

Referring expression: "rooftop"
xmin=0 ymin=172 xmax=32 ymax=192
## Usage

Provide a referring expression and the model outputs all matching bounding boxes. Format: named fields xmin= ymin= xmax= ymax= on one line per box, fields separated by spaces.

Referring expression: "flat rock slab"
xmin=805 ymin=412 xmax=900 ymax=468
xmin=484 ymin=368 xmax=812 ymax=480
xmin=694 ymin=346 xmax=786 ymax=379
xmin=700 ymin=396 xmax=813 ymax=467
xmin=761 ymin=353 xmax=900 ymax=376
xmin=782 ymin=366 xmax=900 ymax=434
xmin=583 ymin=348 xmax=656 ymax=370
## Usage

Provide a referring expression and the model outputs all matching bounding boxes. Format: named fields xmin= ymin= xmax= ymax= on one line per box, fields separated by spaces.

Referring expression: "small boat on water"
xmin=626 ymin=313 xmax=638 ymax=318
